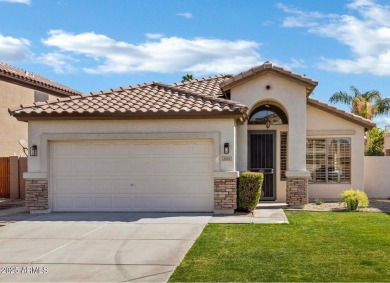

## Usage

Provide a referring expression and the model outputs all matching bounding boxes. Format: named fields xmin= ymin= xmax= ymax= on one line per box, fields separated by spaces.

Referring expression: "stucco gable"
xmin=220 ymin=61 xmax=318 ymax=96
xmin=307 ymin=98 xmax=375 ymax=131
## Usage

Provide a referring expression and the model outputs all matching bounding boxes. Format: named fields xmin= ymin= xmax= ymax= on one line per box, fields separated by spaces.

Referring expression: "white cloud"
xmin=41 ymin=30 xmax=261 ymax=75
xmin=38 ymin=52 xmax=76 ymax=74
xmin=176 ymin=12 xmax=193 ymax=19
xmin=0 ymin=34 xmax=32 ymax=62
xmin=0 ymin=0 xmax=30 ymax=4
xmin=145 ymin=33 xmax=164 ymax=40
xmin=373 ymin=116 xmax=390 ymax=129
xmin=278 ymin=0 xmax=390 ymax=76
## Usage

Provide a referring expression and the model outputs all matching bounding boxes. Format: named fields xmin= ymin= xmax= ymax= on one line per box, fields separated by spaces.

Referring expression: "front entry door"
xmin=248 ymin=131 xmax=276 ymax=200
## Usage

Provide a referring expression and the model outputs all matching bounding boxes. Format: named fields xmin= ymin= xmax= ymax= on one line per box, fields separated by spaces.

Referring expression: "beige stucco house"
xmin=9 ymin=62 xmax=374 ymax=214
xmin=0 ymin=62 xmax=81 ymax=157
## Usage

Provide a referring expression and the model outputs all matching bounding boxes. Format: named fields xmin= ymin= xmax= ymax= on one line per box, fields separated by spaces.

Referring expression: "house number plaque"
xmin=222 ymin=156 xmax=232 ymax=161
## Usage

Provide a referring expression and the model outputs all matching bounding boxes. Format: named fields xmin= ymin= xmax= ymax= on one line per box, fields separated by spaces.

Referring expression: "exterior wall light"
xmin=224 ymin=143 xmax=229 ymax=154
xmin=30 ymin=145 xmax=38 ymax=156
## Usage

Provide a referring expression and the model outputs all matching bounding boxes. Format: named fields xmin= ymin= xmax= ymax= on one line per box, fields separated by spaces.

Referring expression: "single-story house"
xmin=9 ymin=62 xmax=375 ymax=214
xmin=0 ymin=62 xmax=81 ymax=157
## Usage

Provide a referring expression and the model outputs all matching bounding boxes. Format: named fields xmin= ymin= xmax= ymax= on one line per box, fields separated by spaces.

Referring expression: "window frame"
xmin=306 ymin=137 xmax=351 ymax=184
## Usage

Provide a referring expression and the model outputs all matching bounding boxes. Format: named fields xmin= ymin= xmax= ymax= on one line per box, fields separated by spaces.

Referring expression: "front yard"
xmin=169 ymin=211 xmax=390 ymax=282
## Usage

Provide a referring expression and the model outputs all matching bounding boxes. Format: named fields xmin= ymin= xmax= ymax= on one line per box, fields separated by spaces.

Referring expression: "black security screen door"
xmin=248 ymin=131 xmax=276 ymax=200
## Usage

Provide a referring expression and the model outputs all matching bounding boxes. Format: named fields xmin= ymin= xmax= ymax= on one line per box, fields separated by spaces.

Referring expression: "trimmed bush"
xmin=237 ymin=172 xmax=264 ymax=212
xmin=339 ymin=189 xmax=369 ymax=211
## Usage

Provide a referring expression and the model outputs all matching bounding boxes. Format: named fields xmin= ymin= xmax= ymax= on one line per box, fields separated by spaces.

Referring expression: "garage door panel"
xmin=74 ymin=179 xmax=93 ymax=191
xmin=75 ymin=197 xmax=92 ymax=209
xmin=111 ymin=160 xmax=136 ymax=174
xmin=73 ymin=160 xmax=111 ymax=176
xmin=192 ymin=143 xmax=211 ymax=155
xmin=53 ymin=159 xmax=72 ymax=175
xmin=131 ymin=179 xmax=150 ymax=193
xmin=152 ymin=159 xmax=173 ymax=174
xmin=192 ymin=158 xmax=212 ymax=173
xmin=95 ymin=197 xmax=112 ymax=208
xmin=54 ymin=179 xmax=73 ymax=193
xmin=113 ymin=197 xmax=131 ymax=208
xmin=133 ymin=197 xmax=152 ymax=209
xmin=132 ymin=159 xmax=152 ymax=174
xmin=72 ymin=143 xmax=95 ymax=157
xmin=51 ymin=143 xmax=73 ymax=158
xmin=51 ymin=140 xmax=214 ymax=212
xmin=193 ymin=178 xmax=213 ymax=193
xmin=55 ymin=197 xmax=74 ymax=209
xmin=92 ymin=143 xmax=113 ymax=155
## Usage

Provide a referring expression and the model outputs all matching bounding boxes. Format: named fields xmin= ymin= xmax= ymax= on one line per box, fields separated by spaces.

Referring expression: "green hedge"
xmin=237 ymin=172 xmax=264 ymax=212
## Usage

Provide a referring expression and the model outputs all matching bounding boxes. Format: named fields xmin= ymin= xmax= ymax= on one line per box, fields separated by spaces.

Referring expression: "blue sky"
xmin=1 ymin=0 xmax=389 ymax=127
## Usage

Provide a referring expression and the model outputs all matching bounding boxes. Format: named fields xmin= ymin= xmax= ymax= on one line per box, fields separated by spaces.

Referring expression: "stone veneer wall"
xmin=25 ymin=179 xmax=48 ymax=210
xmin=286 ymin=178 xmax=308 ymax=206
xmin=214 ymin=178 xmax=237 ymax=211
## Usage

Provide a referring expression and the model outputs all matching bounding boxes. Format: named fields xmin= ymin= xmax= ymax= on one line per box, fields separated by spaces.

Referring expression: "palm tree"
xmin=181 ymin=74 xmax=194 ymax=83
xmin=329 ymin=86 xmax=390 ymax=120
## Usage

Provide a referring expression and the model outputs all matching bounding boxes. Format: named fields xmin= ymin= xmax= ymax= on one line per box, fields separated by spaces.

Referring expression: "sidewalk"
xmin=210 ymin=208 xmax=289 ymax=224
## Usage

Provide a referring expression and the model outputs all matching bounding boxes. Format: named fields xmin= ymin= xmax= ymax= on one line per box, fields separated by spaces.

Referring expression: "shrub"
xmin=339 ymin=189 xmax=369 ymax=211
xmin=315 ymin=198 xmax=323 ymax=205
xmin=237 ymin=172 xmax=264 ymax=212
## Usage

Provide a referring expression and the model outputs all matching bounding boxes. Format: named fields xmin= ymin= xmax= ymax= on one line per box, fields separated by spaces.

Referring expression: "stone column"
xmin=25 ymin=179 xmax=48 ymax=211
xmin=213 ymin=172 xmax=239 ymax=214
xmin=24 ymin=172 xmax=49 ymax=212
xmin=286 ymin=178 xmax=309 ymax=207
xmin=285 ymin=170 xmax=310 ymax=207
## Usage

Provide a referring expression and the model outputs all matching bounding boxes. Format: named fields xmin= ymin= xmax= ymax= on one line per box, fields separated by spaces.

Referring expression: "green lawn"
xmin=169 ymin=211 xmax=390 ymax=282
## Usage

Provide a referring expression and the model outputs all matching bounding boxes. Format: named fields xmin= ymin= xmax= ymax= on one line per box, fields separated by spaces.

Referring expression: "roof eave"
xmin=11 ymin=109 xmax=247 ymax=122
xmin=0 ymin=73 xmax=81 ymax=97
xmin=307 ymin=98 xmax=376 ymax=131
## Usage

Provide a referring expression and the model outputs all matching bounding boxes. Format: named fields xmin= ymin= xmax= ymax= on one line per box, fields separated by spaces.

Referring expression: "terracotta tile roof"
xmin=9 ymin=82 xmax=248 ymax=121
xmin=0 ymin=62 xmax=81 ymax=97
xmin=220 ymin=61 xmax=318 ymax=96
xmin=307 ymin=98 xmax=375 ymax=130
xmin=171 ymin=75 xmax=231 ymax=97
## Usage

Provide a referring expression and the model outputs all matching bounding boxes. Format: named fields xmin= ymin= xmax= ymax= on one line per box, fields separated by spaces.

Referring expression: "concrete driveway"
xmin=0 ymin=212 xmax=212 ymax=282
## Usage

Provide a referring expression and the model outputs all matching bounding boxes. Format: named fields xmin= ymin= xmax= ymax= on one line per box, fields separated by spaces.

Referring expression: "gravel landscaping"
xmin=298 ymin=199 xmax=390 ymax=212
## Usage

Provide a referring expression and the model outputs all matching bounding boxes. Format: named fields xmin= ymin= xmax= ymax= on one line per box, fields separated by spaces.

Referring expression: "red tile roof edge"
xmin=0 ymin=62 xmax=82 ymax=97
xmin=9 ymin=81 xmax=249 ymax=117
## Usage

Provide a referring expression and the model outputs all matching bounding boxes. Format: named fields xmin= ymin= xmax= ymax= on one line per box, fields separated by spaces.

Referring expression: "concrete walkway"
xmin=210 ymin=208 xmax=289 ymax=224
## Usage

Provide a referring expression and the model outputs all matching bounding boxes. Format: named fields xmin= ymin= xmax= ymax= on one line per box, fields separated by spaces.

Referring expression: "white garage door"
xmin=50 ymin=140 xmax=214 ymax=212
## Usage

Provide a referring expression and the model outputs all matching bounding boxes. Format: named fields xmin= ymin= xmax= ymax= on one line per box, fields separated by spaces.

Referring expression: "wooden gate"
xmin=0 ymin=157 xmax=10 ymax=197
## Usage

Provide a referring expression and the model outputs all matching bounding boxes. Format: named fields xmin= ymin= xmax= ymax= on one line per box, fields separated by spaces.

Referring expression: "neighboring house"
xmin=0 ymin=62 xmax=81 ymax=157
xmin=9 ymin=62 xmax=374 ymax=214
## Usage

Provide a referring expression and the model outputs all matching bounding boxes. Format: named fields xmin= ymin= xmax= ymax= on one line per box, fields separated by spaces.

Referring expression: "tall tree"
xmin=181 ymin=74 xmax=194 ymax=83
xmin=329 ymin=86 xmax=390 ymax=120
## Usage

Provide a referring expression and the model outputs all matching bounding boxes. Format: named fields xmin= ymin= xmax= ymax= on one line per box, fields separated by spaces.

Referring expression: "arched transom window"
xmin=249 ymin=104 xmax=288 ymax=125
